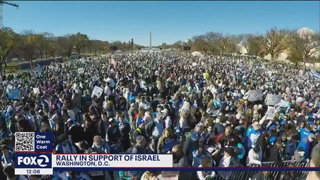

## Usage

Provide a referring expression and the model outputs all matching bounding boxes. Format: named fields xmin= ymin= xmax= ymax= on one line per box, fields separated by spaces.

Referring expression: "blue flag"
xmin=298 ymin=128 xmax=311 ymax=158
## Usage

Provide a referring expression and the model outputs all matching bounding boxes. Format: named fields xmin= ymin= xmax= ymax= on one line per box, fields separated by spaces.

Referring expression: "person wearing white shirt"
xmin=164 ymin=116 xmax=172 ymax=129
xmin=106 ymin=77 xmax=115 ymax=89
xmin=144 ymin=111 xmax=152 ymax=124
xmin=152 ymin=116 xmax=164 ymax=139
xmin=104 ymin=83 xmax=112 ymax=97
xmin=197 ymin=156 xmax=216 ymax=180
xmin=161 ymin=109 xmax=172 ymax=129
xmin=246 ymin=146 xmax=263 ymax=165
xmin=179 ymin=114 xmax=187 ymax=132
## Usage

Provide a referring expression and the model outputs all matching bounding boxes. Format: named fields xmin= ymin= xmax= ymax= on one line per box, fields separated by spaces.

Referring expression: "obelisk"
xmin=150 ymin=32 xmax=152 ymax=49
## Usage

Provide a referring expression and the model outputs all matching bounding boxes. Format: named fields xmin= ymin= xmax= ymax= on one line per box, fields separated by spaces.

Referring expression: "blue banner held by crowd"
xmin=8 ymin=89 xmax=21 ymax=100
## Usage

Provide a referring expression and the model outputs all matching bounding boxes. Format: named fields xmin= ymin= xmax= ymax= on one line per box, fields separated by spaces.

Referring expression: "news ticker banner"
xmin=15 ymin=154 xmax=173 ymax=175
xmin=15 ymin=132 xmax=53 ymax=152
xmin=15 ymin=153 xmax=320 ymax=175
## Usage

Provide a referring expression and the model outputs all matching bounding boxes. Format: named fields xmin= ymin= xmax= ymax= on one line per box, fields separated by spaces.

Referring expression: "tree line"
xmin=0 ymin=28 xmax=143 ymax=72
xmin=161 ymin=27 xmax=320 ymax=64
xmin=0 ymin=26 xmax=319 ymax=73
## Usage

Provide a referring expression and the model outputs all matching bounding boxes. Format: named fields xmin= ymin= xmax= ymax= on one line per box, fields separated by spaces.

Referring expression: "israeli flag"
xmin=310 ymin=69 xmax=320 ymax=80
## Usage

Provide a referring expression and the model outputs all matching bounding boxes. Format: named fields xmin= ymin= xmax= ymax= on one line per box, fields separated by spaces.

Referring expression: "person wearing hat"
xmin=183 ymin=124 xmax=203 ymax=166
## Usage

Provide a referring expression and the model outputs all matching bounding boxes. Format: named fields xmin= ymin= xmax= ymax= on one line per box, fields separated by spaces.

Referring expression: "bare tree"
xmin=225 ymin=34 xmax=243 ymax=54
xmin=287 ymin=30 xmax=320 ymax=65
xmin=74 ymin=32 xmax=89 ymax=55
xmin=192 ymin=35 xmax=210 ymax=52
xmin=204 ymin=32 xmax=221 ymax=54
xmin=259 ymin=27 xmax=288 ymax=60
xmin=19 ymin=30 xmax=38 ymax=65
xmin=42 ymin=32 xmax=55 ymax=58
xmin=57 ymin=34 xmax=76 ymax=58
xmin=89 ymin=40 xmax=108 ymax=55
xmin=172 ymin=41 xmax=183 ymax=50
xmin=244 ymin=34 xmax=265 ymax=57
xmin=216 ymin=34 xmax=230 ymax=56
xmin=0 ymin=27 xmax=16 ymax=74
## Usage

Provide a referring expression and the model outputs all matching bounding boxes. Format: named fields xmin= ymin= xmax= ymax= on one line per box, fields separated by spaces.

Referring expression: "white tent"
xmin=191 ymin=51 xmax=203 ymax=57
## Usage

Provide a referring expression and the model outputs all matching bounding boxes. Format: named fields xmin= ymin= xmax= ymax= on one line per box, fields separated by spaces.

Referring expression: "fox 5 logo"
xmin=15 ymin=153 xmax=52 ymax=168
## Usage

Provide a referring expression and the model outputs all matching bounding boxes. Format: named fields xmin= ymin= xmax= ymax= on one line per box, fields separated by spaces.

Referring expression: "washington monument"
xmin=150 ymin=32 xmax=152 ymax=49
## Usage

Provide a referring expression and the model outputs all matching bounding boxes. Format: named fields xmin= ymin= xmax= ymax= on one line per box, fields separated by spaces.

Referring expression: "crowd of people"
xmin=0 ymin=51 xmax=319 ymax=180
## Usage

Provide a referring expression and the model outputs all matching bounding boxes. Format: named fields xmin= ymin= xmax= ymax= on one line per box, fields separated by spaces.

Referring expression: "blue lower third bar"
xmin=52 ymin=167 xmax=320 ymax=171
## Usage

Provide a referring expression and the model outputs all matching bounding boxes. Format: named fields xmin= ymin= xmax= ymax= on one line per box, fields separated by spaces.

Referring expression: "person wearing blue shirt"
xmin=297 ymin=127 xmax=312 ymax=158
xmin=284 ymin=136 xmax=297 ymax=160
xmin=245 ymin=121 xmax=262 ymax=150
xmin=203 ymin=123 xmax=214 ymax=143
xmin=55 ymin=134 xmax=77 ymax=154
xmin=1 ymin=145 xmax=14 ymax=168
xmin=192 ymin=146 xmax=212 ymax=167
xmin=183 ymin=130 xmax=201 ymax=166
xmin=0 ymin=119 xmax=7 ymax=139
xmin=5 ymin=105 xmax=14 ymax=120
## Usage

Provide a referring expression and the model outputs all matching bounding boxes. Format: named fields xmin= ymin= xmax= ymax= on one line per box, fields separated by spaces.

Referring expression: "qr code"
xmin=15 ymin=132 xmax=35 ymax=152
